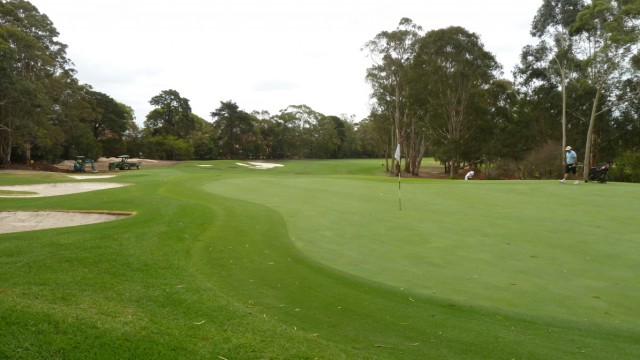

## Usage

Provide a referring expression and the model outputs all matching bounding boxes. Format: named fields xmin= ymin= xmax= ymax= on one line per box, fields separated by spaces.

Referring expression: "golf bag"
xmin=585 ymin=162 xmax=612 ymax=183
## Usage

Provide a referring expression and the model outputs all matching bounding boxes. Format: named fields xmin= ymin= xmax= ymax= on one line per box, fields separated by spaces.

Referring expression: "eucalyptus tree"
xmin=0 ymin=0 xmax=73 ymax=165
xmin=410 ymin=26 xmax=501 ymax=177
xmin=363 ymin=18 xmax=423 ymax=172
xmin=570 ymin=0 xmax=640 ymax=178
xmin=525 ymin=0 xmax=585 ymax=158
xmin=278 ymin=104 xmax=324 ymax=158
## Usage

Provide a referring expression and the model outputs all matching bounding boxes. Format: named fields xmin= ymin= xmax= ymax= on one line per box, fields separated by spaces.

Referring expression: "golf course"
xmin=1 ymin=159 xmax=639 ymax=359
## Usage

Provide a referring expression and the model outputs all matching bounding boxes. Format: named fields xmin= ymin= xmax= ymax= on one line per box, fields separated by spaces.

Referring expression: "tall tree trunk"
xmin=561 ymin=71 xmax=567 ymax=166
xmin=0 ymin=131 xmax=12 ymax=166
xmin=583 ymin=89 xmax=601 ymax=180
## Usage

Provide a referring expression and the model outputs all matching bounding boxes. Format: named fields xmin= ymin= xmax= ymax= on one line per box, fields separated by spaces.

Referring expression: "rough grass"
xmin=1 ymin=160 xmax=639 ymax=359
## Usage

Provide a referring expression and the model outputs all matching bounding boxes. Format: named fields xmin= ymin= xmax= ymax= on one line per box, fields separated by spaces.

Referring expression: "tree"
xmin=570 ymin=0 xmax=640 ymax=178
xmin=0 ymin=0 xmax=73 ymax=165
xmin=277 ymin=104 xmax=324 ymax=158
xmin=356 ymin=112 xmax=389 ymax=159
xmin=210 ymin=101 xmax=257 ymax=159
xmin=528 ymin=0 xmax=585 ymax=161
xmin=85 ymin=90 xmax=131 ymax=139
xmin=364 ymin=18 xmax=423 ymax=173
xmin=410 ymin=26 xmax=501 ymax=177
xmin=145 ymin=89 xmax=195 ymax=138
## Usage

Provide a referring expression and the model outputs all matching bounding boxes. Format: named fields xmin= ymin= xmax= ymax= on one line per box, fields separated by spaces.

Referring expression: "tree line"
xmin=363 ymin=0 xmax=640 ymax=180
xmin=2 ymin=0 xmax=640 ymax=181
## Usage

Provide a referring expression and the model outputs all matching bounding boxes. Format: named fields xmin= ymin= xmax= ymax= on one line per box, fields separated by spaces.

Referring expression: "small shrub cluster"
xmin=521 ymin=141 xmax=563 ymax=179
xmin=483 ymin=159 xmax=520 ymax=180
xmin=610 ymin=151 xmax=640 ymax=183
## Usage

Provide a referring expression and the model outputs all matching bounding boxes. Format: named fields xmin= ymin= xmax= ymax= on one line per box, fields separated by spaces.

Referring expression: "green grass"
xmin=1 ymin=160 xmax=639 ymax=359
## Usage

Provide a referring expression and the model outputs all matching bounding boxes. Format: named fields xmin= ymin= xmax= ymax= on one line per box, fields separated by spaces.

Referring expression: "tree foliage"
xmin=410 ymin=26 xmax=501 ymax=176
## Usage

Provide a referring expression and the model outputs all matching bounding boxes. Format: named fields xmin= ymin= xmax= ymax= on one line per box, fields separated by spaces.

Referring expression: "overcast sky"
xmin=32 ymin=0 xmax=543 ymax=124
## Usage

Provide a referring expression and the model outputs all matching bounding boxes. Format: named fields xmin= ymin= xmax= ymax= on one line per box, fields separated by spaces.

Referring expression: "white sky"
xmin=32 ymin=0 xmax=543 ymax=124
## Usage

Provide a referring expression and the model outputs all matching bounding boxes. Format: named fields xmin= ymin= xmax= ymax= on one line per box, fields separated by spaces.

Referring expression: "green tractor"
xmin=73 ymin=156 xmax=98 ymax=173
xmin=108 ymin=155 xmax=141 ymax=171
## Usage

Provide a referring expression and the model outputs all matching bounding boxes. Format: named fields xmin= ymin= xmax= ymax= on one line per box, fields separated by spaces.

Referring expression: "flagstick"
xmin=398 ymin=158 xmax=402 ymax=211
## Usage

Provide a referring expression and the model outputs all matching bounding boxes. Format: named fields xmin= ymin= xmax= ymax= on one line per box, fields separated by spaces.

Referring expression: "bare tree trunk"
xmin=0 ymin=131 xmax=12 ymax=166
xmin=583 ymin=89 xmax=601 ymax=180
xmin=561 ymin=72 xmax=567 ymax=166
xmin=23 ymin=143 xmax=32 ymax=165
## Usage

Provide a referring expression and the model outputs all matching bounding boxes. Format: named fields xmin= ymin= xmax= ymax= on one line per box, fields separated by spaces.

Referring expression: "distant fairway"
xmin=1 ymin=159 xmax=639 ymax=359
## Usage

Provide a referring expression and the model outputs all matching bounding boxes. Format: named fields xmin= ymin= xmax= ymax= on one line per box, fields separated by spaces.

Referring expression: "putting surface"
xmin=204 ymin=175 xmax=640 ymax=328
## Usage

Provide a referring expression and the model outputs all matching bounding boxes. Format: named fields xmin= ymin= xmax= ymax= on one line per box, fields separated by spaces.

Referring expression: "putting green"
xmin=204 ymin=176 xmax=640 ymax=327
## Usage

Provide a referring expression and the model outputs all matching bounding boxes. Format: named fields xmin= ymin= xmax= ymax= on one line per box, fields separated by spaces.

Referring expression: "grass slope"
xmin=1 ymin=161 xmax=639 ymax=359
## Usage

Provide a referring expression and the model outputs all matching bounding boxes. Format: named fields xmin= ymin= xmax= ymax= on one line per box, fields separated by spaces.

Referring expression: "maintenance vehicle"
xmin=73 ymin=156 xmax=98 ymax=173
xmin=108 ymin=155 xmax=141 ymax=171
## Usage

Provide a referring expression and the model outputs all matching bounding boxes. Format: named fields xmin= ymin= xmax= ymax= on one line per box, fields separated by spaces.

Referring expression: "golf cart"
xmin=73 ymin=156 xmax=98 ymax=173
xmin=108 ymin=155 xmax=141 ymax=171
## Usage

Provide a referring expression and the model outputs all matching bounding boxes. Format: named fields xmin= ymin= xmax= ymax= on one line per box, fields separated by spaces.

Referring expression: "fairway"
xmin=1 ymin=160 xmax=639 ymax=359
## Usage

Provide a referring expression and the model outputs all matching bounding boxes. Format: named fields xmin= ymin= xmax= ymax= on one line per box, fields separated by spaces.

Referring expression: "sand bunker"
xmin=68 ymin=175 xmax=117 ymax=179
xmin=0 ymin=211 xmax=132 ymax=234
xmin=0 ymin=181 xmax=134 ymax=234
xmin=0 ymin=182 xmax=129 ymax=198
xmin=236 ymin=162 xmax=284 ymax=169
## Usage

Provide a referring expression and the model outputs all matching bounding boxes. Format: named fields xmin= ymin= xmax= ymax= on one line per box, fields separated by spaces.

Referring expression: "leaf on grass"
xmin=194 ymin=320 xmax=205 ymax=325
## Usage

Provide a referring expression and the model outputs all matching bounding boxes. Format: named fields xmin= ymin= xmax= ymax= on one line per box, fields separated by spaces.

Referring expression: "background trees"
xmin=2 ymin=0 xmax=640 ymax=182
xmin=0 ymin=0 xmax=71 ymax=165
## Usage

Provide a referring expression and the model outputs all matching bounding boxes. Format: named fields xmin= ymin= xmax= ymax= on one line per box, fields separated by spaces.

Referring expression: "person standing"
xmin=560 ymin=146 xmax=579 ymax=184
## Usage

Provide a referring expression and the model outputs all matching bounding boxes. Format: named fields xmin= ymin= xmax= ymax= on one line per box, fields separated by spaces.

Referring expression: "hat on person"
xmin=565 ymin=146 xmax=572 ymax=151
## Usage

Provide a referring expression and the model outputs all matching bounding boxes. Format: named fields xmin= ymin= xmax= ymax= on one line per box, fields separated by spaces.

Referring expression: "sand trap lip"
xmin=0 ymin=182 xmax=129 ymax=198
xmin=0 ymin=210 xmax=133 ymax=234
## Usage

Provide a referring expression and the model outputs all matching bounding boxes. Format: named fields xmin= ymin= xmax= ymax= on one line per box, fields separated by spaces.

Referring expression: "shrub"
xmin=521 ymin=141 xmax=563 ymax=179
xmin=610 ymin=151 xmax=640 ymax=183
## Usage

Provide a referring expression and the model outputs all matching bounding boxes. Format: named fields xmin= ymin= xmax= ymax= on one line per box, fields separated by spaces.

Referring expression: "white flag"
xmin=394 ymin=144 xmax=401 ymax=161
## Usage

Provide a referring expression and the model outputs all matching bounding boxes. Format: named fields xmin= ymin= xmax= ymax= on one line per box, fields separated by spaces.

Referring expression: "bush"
xmin=521 ymin=141 xmax=563 ymax=179
xmin=483 ymin=158 xmax=520 ymax=180
xmin=609 ymin=151 xmax=640 ymax=183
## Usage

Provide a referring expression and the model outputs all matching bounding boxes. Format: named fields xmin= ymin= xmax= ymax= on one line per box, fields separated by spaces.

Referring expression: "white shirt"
xmin=465 ymin=171 xmax=475 ymax=180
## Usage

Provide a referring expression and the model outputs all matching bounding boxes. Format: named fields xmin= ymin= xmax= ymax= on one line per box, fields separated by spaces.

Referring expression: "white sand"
xmin=68 ymin=175 xmax=117 ymax=179
xmin=0 ymin=211 xmax=131 ymax=234
xmin=0 ymin=182 xmax=129 ymax=198
xmin=0 ymin=182 xmax=133 ymax=234
xmin=236 ymin=162 xmax=284 ymax=169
